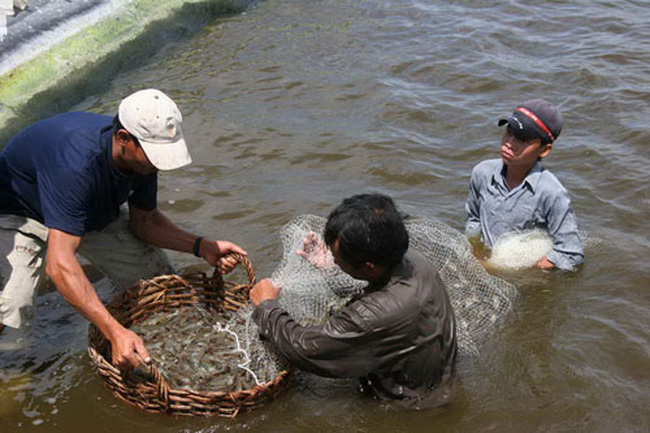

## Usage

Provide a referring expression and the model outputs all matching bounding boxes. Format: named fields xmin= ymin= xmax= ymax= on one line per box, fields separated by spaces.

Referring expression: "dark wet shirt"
xmin=0 ymin=112 xmax=157 ymax=236
xmin=253 ymin=250 xmax=457 ymax=403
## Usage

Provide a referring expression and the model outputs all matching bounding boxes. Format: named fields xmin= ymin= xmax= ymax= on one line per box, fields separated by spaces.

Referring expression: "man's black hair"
xmin=112 ymin=115 xmax=140 ymax=146
xmin=324 ymin=193 xmax=409 ymax=269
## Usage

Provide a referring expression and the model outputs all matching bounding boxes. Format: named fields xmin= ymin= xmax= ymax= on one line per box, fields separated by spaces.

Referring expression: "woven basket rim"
xmin=87 ymin=253 xmax=290 ymax=417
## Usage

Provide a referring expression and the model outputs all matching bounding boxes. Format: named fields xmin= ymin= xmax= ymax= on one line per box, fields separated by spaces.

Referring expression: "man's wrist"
xmin=103 ymin=318 xmax=128 ymax=342
xmin=193 ymin=236 xmax=204 ymax=257
xmin=253 ymin=298 xmax=278 ymax=310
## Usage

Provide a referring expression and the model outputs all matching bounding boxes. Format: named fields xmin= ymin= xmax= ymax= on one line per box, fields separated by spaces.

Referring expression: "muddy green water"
xmin=1 ymin=0 xmax=649 ymax=432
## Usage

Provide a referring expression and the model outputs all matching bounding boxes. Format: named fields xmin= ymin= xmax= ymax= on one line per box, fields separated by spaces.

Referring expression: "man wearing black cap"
xmin=465 ymin=99 xmax=584 ymax=270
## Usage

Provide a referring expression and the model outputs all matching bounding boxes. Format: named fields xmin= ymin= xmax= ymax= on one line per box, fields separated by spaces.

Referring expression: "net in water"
xmin=238 ymin=214 xmax=518 ymax=368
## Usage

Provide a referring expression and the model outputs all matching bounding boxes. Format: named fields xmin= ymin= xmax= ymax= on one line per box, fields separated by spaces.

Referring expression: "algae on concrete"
xmin=0 ymin=0 xmax=251 ymax=143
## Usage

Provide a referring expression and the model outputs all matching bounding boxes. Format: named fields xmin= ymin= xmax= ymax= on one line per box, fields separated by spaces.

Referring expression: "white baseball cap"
xmin=118 ymin=88 xmax=192 ymax=170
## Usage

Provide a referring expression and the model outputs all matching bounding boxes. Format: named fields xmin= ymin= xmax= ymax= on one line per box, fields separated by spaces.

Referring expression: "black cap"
xmin=498 ymin=99 xmax=563 ymax=143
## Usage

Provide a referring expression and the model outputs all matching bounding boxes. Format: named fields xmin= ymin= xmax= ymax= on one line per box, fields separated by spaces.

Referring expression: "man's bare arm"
xmin=46 ymin=229 xmax=150 ymax=369
xmin=128 ymin=205 xmax=247 ymax=273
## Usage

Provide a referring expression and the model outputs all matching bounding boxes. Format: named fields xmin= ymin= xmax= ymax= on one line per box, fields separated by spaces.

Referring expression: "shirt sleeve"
xmin=128 ymin=173 xmax=157 ymax=210
xmin=252 ymin=299 xmax=385 ymax=378
xmin=465 ymin=166 xmax=482 ymax=238
xmin=37 ymin=167 xmax=90 ymax=236
xmin=543 ymin=188 xmax=584 ymax=270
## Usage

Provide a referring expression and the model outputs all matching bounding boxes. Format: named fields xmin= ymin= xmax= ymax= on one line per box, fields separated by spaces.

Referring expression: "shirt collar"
xmin=522 ymin=161 xmax=544 ymax=193
xmin=491 ymin=161 xmax=509 ymax=190
xmin=493 ymin=160 xmax=544 ymax=193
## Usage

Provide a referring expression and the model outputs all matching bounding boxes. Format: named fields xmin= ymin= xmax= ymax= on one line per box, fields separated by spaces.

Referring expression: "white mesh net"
xmin=488 ymin=229 xmax=554 ymax=270
xmin=486 ymin=229 xmax=599 ymax=270
xmin=241 ymin=214 xmax=518 ymax=362
xmin=403 ymin=217 xmax=518 ymax=356
xmin=220 ymin=217 xmax=600 ymax=385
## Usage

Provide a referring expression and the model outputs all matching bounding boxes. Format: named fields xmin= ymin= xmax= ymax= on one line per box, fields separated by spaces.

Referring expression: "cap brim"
xmin=498 ymin=115 xmax=542 ymax=142
xmin=139 ymin=135 xmax=192 ymax=171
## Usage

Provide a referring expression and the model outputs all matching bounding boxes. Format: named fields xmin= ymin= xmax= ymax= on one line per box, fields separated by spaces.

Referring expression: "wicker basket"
xmin=87 ymin=253 xmax=290 ymax=418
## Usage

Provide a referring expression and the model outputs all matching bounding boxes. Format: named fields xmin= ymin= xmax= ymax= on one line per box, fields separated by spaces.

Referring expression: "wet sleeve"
xmin=543 ymin=189 xmax=584 ymax=270
xmin=252 ymin=299 xmax=384 ymax=378
xmin=128 ymin=173 xmax=158 ymax=210
xmin=465 ymin=167 xmax=482 ymax=237
xmin=37 ymin=167 xmax=90 ymax=236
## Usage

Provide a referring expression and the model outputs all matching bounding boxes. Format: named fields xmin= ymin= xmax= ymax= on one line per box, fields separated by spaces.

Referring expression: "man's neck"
xmin=363 ymin=265 xmax=393 ymax=291
xmin=504 ymin=163 xmax=535 ymax=190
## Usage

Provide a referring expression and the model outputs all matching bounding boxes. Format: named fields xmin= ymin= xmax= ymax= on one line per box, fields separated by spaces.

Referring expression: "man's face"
xmin=128 ymin=141 xmax=158 ymax=175
xmin=500 ymin=125 xmax=550 ymax=168
xmin=117 ymin=131 xmax=158 ymax=175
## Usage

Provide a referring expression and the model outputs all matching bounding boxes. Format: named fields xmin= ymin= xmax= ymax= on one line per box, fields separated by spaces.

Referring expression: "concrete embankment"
xmin=0 ymin=0 xmax=252 ymax=143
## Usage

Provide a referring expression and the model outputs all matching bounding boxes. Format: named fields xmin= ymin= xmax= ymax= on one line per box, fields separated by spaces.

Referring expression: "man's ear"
xmin=363 ymin=261 xmax=386 ymax=278
xmin=114 ymin=129 xmax=132 ymax=148
xmin=539 ymin=143 xmax=552 ymax=159
xmin=364 ymin=261 xmax=376 ymax=271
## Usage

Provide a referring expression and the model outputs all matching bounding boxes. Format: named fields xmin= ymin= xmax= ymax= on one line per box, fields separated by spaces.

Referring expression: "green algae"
xmin=0 ymin=0 xmax=250 ymax=143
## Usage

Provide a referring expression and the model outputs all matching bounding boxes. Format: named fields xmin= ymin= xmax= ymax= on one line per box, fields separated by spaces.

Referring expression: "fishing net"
xmin=235 ymin=214 xmax=518 ymax=361
xmin=403 ymin=217 xmax=517 ymax=356
xmin=232 ymin=215 xmax=598 ymax=372
xmin=486 ymin=229 xmax=600 ymax=270
xmin=218 ymin=214 xmax=519 ymax=394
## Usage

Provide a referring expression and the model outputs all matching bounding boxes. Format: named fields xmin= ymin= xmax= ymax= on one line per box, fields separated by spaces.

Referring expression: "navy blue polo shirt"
xmin=0 ymin=112 xmax=157 ymax=236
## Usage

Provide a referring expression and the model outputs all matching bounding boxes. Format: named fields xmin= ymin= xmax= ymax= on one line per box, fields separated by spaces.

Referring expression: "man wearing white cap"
xmin=0 ymin=89 xmax=246 ymax=368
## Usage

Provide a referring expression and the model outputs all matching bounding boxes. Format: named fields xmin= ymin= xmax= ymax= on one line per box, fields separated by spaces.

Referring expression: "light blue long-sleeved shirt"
xmin=465 ymin=159 xmax=584 ymax=270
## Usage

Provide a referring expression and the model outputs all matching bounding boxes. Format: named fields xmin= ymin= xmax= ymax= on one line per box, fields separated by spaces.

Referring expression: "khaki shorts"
xmin=0 ymin=213 xmax=174 ymax=328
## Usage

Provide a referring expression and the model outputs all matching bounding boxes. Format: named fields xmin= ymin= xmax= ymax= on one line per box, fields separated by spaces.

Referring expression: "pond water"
xmin=1 ymin=0 xmax=649 ymax=432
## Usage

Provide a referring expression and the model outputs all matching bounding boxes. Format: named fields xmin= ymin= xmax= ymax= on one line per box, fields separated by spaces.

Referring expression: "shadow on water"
xmin=0 ymin=0 xmax=257 ymax=144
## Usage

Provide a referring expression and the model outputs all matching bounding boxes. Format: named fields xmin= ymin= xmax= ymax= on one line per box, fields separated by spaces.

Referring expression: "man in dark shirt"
xmin=0 ymin=89 xmax=246 ymax=369
xmin=250 ymin=194 xmax=457 ymax=403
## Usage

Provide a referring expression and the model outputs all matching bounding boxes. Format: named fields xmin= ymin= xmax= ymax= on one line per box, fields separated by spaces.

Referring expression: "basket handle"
xmin=133 ymin=353 xmax=171 ymax=410
xmin=148 ymin=362 xmax=171 ymax=410
xmin=211 ymin=253 xmax=256 ymax=287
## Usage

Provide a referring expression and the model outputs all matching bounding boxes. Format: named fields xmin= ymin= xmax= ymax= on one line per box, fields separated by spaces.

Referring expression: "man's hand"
xmin=199 ymin=240 xmax=248 ymax=274
xmin=109 ymin=327 xmax=151 ymax=370
xmin=250 ymin=278 xmax=281 ymax=306
xmin=296 ymin=231 xmax=334 ymax=269
xmin=46 ymin=229 xmax=150 ymax=371
xmin=535 ymin=256 xmax=556 ymax=270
